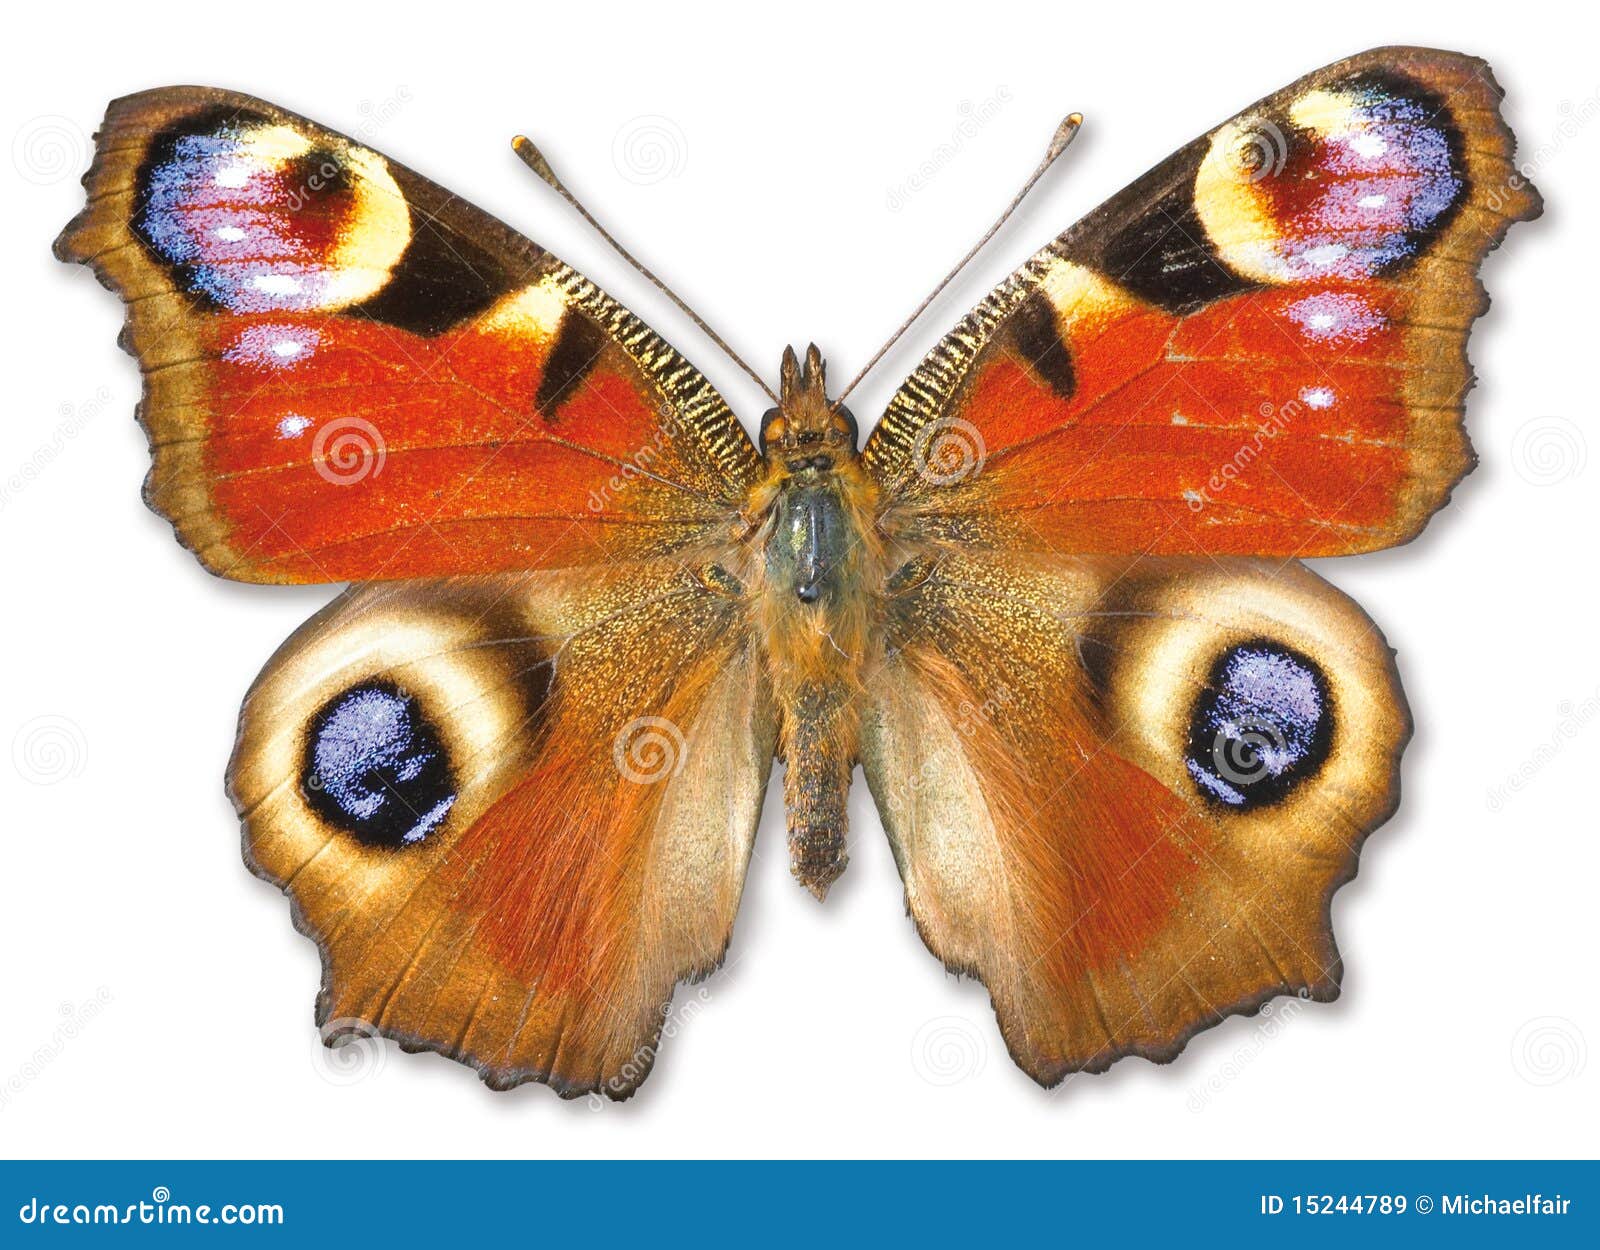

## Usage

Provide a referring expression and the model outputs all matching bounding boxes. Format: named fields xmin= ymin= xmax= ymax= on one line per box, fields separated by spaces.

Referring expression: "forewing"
xmin=55 ymin=87 xmax=759 ymax=582
xmin=863 ymin=47 xmax=1540 ymax=557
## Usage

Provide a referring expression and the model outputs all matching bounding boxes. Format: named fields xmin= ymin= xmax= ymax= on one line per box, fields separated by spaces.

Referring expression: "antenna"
xmin=833 ymin=113 xmax=1084 ymax=407
xmin=512 ymin=136 xmax=779 ymax=404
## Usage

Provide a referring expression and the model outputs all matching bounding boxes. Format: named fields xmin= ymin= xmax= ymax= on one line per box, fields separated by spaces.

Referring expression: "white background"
xmin=2 ymin=0 xmax=1594 ymax=1158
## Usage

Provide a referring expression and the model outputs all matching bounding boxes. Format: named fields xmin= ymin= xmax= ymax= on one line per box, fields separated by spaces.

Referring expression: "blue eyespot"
xmin=1185 ymin=642 xmax=1332 ymax=809
xmin=301 ymin=681 xmax=456 ymax=847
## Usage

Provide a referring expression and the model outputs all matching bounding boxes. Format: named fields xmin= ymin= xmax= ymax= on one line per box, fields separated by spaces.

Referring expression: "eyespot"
xmin=301 ymin=680 xmax=457 ymax=846
xmin=1185 ymin=641 xmax=1332 ymax=809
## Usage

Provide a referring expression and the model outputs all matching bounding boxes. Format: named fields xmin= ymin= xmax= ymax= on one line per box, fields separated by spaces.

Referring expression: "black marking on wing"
xmin=1098 ymin=178 xmax=1258 ymax=315
xmin=351 ymin=206 xmax=518 ymax=336
xmin=1009 ymin=289 xmax=1076 ymax=399
xmin=534 ymin=310 xmax=607 ymax=420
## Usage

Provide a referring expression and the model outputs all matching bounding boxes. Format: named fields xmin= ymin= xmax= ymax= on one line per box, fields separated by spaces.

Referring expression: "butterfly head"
xmin=760 ymin=344 xmax=858 ymax=467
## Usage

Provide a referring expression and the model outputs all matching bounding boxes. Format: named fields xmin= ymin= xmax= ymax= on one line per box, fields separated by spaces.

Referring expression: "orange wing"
xmin=863 ymin=47 xmax=1540 ymax=557
xmin=55 ymin=88 xmax=758 ymax=582
xmin=858 ymin=48 xmax=1538 ymax=1084
xmin=861 ymin=553 xmax=1408 ymax=1082
xmin=230 ymin=565 xmax=776 ymax=1098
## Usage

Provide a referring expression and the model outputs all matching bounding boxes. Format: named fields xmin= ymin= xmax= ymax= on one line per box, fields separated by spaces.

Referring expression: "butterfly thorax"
xmin=749 ymin=345 xmax=883 ymax=897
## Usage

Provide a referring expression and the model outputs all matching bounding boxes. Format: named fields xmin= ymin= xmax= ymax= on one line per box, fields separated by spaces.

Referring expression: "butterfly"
xmin=55 ymin=46 xmax=1538 ymax=1099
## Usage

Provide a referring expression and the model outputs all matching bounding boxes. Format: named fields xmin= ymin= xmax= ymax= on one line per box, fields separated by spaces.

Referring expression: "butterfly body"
xmin=54 ymin=49 xmax=1540 ymax=1098
xmin=749 ymin=345 xmax=881 ymax=895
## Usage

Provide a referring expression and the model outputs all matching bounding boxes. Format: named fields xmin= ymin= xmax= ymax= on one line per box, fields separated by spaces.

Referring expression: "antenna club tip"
xmin=1044 ymin=112 xmax=1085 ymax=163
xmin=512 ymin=136 xmax=561 ymax=189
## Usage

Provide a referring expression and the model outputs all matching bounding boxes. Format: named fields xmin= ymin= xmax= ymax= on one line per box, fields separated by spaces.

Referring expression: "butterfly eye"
xmin=1185 ymin=641 xmax=1332 ymax=810
xmin=301 ymin=679 xmax=457 ymax=847
xmin=830 ymin=405 xmax=859 ymax=448
xmin=759 ymin=409 xmax=786 ymax=454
